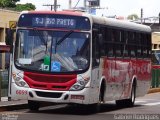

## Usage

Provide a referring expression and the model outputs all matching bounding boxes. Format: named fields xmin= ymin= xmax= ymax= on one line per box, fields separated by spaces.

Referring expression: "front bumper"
xmin=28 ymin=87 xmax=95 ymax=104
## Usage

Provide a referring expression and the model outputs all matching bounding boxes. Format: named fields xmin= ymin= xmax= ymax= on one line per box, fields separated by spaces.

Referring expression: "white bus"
xmin=7 ymin=10 xmax=152 ymax=111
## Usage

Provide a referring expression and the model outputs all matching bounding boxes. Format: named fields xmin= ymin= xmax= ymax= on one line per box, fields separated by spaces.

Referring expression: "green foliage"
xmin=127 ymin=14 xmax=139 ymax=20
xmin=15 ymin=3 xmax=36 ymax=11
xmin=0 ymin=0 xmax=10 ymax=8
xmin=0 ymin=0 xmax=36 ymax=11
xmin=0 ymin=0 xmax=19 ymax=8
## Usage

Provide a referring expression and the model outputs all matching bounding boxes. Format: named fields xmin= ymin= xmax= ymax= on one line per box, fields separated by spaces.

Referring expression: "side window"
xmin=142 ymin=34 xmax=148 ymax=58
xmin=115 ymin=30 xmax=123 ymax=57
xmin=129 ymin=32 xmax=136 ymax=58
xmin=92 ymin=25 xmax=100 ymax=67
xmin=105 ymin=28 xmax=115 ymax=57
xmin=147 ymin=34 xmax=152 ymax=58
xmin=123 ymin=31 xmax=129 ymax=57
xmin=100 ymin=27 xmax=106 ymax=56
xmin=136 ymin=33 xmax=142 ymax=58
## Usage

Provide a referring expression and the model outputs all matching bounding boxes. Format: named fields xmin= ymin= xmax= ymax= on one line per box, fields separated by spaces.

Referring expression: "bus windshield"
xmin=15 ymin=29 xmax=90 ymax=73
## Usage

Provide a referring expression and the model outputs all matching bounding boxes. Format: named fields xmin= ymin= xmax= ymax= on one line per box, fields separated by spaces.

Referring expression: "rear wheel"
xmin=116 ymin=82 xmax=136 ymax=107
xmin=125 ymin=82 xmax=136 ymax=107
xmin=28 ymin=100 xmax=40 ymax=111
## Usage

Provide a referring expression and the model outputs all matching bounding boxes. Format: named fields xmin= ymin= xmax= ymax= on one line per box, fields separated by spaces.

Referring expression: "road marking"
xmin=135 ymin=100 xmax=147 ymax=103
xmin=142 ymin=102 xmax=160 ymax=106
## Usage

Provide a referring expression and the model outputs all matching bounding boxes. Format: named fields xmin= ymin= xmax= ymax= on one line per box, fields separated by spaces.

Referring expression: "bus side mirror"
xmin=6 ymin=29 xmax=14 ymax=53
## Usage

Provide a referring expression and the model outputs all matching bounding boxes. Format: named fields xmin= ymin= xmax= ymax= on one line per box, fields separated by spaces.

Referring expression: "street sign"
xmin=87 ymin=0 xmax=100 ymax=7
xmin=9 ymin=21 xmax=17 ymax=29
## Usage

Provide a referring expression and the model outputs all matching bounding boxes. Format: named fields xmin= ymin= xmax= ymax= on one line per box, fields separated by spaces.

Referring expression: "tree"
xmin=9 ymin=0 xmax=19 ymax=7
xmin=15 ymin=3 xmax=36 ymax=11
xmin=0 ymin=0 xmax=36 ymax=11
xmin=0 ymin=0 xmax=10 ymax=8
xmin=127 ymin=14 xmax=139 ymax=20
xmin=0 ymin=0 xmax=19 ymax=8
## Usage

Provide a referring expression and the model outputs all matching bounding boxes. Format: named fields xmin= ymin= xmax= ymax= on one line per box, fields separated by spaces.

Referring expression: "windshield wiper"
xmin=33 ymin=28 xmax=48 ymax=51
xmin=56 ymin=30 xmax=73 ymax=45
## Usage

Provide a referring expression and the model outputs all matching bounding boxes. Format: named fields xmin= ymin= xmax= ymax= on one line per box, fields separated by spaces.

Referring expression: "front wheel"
xmin=28 ymin=100 xmax=40 ymax=111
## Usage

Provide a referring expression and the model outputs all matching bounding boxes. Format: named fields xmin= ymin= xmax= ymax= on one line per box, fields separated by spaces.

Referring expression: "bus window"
xmin=130 ymin=44 xmax=136 ymax=58
xmin=129 ymin=32 xmax=136 ymax=58
xmin=136 ymin=33 xmax=142 ymax=58
xmin=123 ymin=31 xmax=129 ymax=57
xmin=92 ymin=29 xmax=100 ymax=67
xmin=147 ymin=34 xmax=152 ymax=58
xmin=115 ymin=30 xmax=123 ymax=57
xmin=107 ymin=43 xmax=114 ymax=57
xmin=115 ymin=44 xmax=123 ymax=57
xmin=99 ymin=27 xmax=106 ymax=56
xmin=106 ymin=29 xmax=115 ymax=57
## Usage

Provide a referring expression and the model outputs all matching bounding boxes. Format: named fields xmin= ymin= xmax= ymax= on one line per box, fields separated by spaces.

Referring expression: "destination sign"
xmin=32 ymin=17 xmax=76 ymax=28
xmin=18 ymin=14 xmax=91 ymax=30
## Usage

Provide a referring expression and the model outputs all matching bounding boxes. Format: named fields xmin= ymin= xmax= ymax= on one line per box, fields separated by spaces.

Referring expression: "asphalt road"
xmin=0 ymin=93 xmax=160 ymax=120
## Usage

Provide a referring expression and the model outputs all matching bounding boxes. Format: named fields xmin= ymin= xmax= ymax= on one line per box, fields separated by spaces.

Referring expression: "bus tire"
xmin=28 ymin=100 xmax=40 ymax=111
xmin=100 ymin=80 xmax=105 ymax=103
xmin=125 ymin=81 xmax=136 ymax=107
xmin=116 ymin=81 xmax=136 ymax=107
xmin=92 ymin=80 xmax=105 ymax=112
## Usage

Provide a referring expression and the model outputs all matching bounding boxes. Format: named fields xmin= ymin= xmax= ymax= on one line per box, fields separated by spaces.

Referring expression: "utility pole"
xmin=54 ymin=0 xmax=57 ymax=11
xmin=84 ymin=0 xmax=87 ymax=8
xmin=159 ymin=13 xmax=160 ymax=25
xmin=141 ymin=8 xmax=143 ymax=24
xmin=69 ymin=0 xmax=72 ymax=9
xmin=43 ymin=0 xmax=60 ymax=11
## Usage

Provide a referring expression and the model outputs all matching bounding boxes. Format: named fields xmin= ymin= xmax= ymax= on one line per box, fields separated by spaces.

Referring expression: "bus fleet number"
xmin=16 ymin=90 xmax=27 ymax=95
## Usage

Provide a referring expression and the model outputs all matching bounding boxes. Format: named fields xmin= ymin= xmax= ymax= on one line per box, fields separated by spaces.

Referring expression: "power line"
xmin=43 ymin=0 xmax=60 ymax=11
xmin=74 ymin=0 xmax=81 ymax=8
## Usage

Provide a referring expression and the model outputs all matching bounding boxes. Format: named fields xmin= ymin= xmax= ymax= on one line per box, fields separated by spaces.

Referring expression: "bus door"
xmin=91 ymin=30 xmax=101 ymax=97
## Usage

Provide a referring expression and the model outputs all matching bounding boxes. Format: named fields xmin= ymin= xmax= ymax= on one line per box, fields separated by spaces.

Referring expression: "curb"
xmin=0 ymin=103 xmax=28 ymax=112
xmin=148 ymin=88 xmax=160 ymax=94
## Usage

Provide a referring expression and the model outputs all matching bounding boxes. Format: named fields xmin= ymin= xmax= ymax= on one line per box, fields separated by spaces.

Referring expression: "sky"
xmin=18 ymin=0 xmax=160 ymax=18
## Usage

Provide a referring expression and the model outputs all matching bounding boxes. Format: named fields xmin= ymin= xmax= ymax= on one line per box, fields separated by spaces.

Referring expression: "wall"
xmin=0 ymin=9 xmax=19 ymax=70
xmin=152 ymin=32 xmax=160 ymax=50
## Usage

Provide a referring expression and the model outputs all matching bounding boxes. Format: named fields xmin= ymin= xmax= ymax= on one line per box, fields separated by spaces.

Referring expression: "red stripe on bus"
xmin=23 ymin=72 xmax=77 ymax=91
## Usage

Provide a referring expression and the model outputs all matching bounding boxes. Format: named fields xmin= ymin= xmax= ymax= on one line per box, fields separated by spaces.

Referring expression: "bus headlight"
xmin=12 ymin=73 xmax=29 ymax=88
xmin=70 ymin=76 xmax=89 ymax=91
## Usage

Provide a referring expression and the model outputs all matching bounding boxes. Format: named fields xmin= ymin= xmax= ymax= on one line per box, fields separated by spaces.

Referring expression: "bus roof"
xmin=26 ymin=10 xmax=83 ymax=16
xmin=90 ymin=15 xmax=151 ymax=33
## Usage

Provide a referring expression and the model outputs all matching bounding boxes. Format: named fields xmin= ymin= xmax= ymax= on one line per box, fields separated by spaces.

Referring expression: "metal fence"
xmin=152 ymin=69 xmax=160 ymax=88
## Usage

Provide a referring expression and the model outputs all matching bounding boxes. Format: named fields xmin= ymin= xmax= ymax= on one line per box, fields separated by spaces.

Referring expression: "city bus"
xmin=7 ymin=10 xmax=152 ymax=111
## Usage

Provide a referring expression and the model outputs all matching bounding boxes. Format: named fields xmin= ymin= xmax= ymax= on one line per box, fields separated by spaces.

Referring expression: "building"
xmin=131 ymin=17 xmax=160 ymax=32
xmin=131 ymin=16 xmax=160 ymax=50
xmin=0 ymin=9 xmax=19 ymax=70
xmin=152 ymin=32 xmax=160 ymax=50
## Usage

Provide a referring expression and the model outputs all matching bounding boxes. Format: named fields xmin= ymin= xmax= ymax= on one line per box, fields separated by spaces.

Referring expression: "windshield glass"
xmin=15 ymin=29 xmax=90 ymax=73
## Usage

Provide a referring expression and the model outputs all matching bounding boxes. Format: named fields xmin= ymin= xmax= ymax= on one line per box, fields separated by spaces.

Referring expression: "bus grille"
xmin=23 ymin=72 xmax=77 ymax=91
xmin=35 ymin=91 xmax=62 ymax=98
